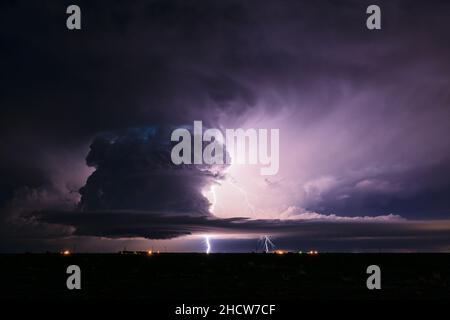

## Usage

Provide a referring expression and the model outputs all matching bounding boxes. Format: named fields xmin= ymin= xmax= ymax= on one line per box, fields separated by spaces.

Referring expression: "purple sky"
xmin=1 ymin=0 xmax=450 ymax=252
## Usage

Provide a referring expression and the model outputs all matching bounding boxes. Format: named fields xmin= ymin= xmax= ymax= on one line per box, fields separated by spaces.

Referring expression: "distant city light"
xmin=62 ymin=250 xmax=70 ymax=255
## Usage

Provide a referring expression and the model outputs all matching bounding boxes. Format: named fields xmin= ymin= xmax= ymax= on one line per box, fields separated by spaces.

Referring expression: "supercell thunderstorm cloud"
xmin=78 ymin=127 xmax=218 ymax=217
xmin=1 ymin=0 xmax=450 ymax=252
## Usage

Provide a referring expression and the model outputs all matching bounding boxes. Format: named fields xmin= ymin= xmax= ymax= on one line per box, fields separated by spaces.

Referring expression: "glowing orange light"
xmin=275 ymin=250 xmax=286 ymax=255
xmin=147 ymin=250 xmax=153 ymax=255
xmin=62 ymin=250 xmax=70 ymax=255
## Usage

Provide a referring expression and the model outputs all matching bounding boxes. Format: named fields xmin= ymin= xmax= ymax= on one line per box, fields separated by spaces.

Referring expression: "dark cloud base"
xmin=37 ymin=210 xmax=450 ymax=250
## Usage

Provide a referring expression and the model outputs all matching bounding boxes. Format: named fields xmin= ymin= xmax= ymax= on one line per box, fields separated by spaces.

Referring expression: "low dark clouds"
xmin=37 ymin=210 xmax=450 ymax=252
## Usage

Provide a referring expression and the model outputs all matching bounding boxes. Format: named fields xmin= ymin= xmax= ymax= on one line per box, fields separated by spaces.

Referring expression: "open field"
xmin=1 ymin=253 xmax=449 ymax=300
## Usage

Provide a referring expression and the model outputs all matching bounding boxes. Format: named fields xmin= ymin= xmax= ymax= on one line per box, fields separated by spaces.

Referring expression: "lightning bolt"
xmin=202 ymin=184 xmax=218 ymax=214
xmin=209 ymin=185 xmax=217 ymax=213
xmin=203 ymin=163 xmax=257 ymax=216
xmin=261 ymin=235 xmax=275 ymax=253
xmin=205 ymin=236 xmax=211 ymax=254
xmin=228 ymin=176 xmax=255 ymax=215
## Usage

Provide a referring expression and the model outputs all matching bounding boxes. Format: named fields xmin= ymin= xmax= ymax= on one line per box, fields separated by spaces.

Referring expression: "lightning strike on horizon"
xmin=262 ymin=235 xmax=275 ymax=253
xmin=205 ymin=236 xmax=211 ymax=254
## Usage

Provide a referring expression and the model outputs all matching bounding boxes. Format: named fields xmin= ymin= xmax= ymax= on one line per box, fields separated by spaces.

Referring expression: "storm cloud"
xmin=78 ymin=127 xmax=225 ymax=215
xmin=37 ymin=209 xmax=450 ymax=252
xmin=1 ymin=0 xmax=450 ymax=251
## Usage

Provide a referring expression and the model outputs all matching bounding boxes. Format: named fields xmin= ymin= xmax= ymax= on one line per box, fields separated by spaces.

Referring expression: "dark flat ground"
xmin=1 ymin=253 xmax=449 ymax=300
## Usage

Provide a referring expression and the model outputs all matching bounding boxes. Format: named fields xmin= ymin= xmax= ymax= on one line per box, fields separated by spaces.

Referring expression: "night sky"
xmin=1 ymin=0 xmax=450 ymax=252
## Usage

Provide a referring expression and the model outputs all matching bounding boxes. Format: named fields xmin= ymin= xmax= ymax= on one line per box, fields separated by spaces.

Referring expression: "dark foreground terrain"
xmin=1 ymin=253 xmax=449 ymax=300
